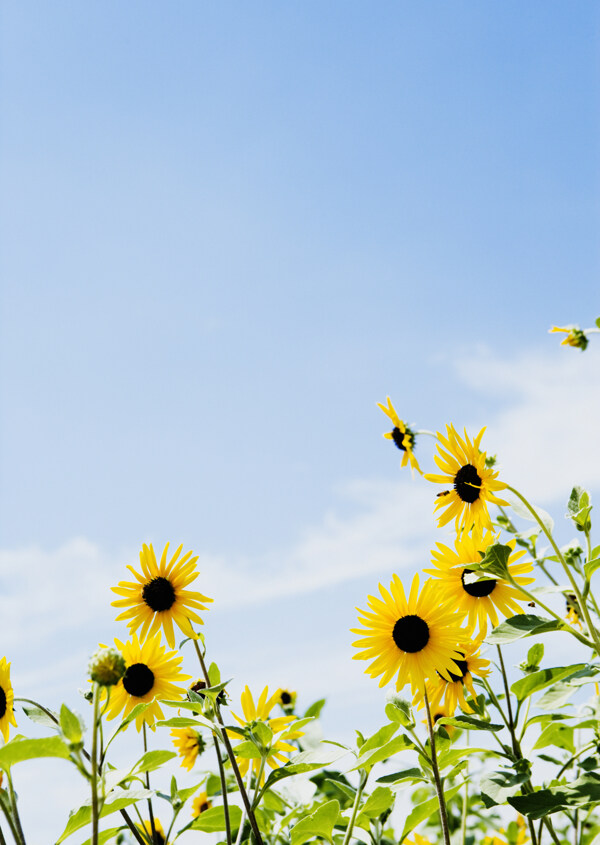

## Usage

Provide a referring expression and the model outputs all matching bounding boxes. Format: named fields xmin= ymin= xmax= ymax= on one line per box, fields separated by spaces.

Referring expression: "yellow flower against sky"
xmin=0 ymin=657 xmax=17 ymax=743
xmin=377 ymin=396 xmax=421 ymax=474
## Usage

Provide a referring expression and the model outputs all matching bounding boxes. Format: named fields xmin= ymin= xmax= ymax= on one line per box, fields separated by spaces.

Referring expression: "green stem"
xmin=235 ymin=766 xmax=253 ymax=845
xmin=0 ymin=791 xmax=23 ymax=845
xmin=142 ymin=724 xmax=158 ymax=845
xmin=91 ymin=683 xmax=101 ymax=845
xmin=556 ymin=743 xmax=596 ymax=779
xmin=191 ymin=639 xmax=264 ymax=845
xmin=506 ymin=484 xmax=600 ymax=656
xmin=214 ymin=743 xmax=232 ymax=845
xmin=5 ymin=774 xmax=26 ymax=845
xmin=423 ymin=690 xmax=451 ymax=845
xmin=342 ymin=770 xmax=368 ymax=845
xmin=460 ymin=732 xmax=469 ymax=845
xmin=0 ymin=821 xmax=7 ymax=845
xmin=496 ymin=646 xmax=519 ymax=757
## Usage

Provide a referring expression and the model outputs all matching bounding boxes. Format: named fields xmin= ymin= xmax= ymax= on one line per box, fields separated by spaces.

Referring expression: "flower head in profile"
xmin=351 ymin=574 xmax=465 ymax=697
xmin=415 ymin=640 xmax=490 ymax=716
xmin=423 ymin=529 xmax=534 ymax=636
xmin=377 ymin=397 xmax=421 ymax=474
xmin=0 ymin=658 xmax=17 ymax=742
xmin=171 ymin=727 xmax=206 ymax=770
xmin=549 ymin=325 xmax=588 ymax=351
xmin=111 ymin=542 xmax=213 ymax=649
xmin=565 ymin=593 xmax=582 ymax=628
xmin=191 ymin=791 xmax=212 ymax=818
xmin=229 ymin=686 xmax=304 ymax=783
xmin=102 ymin=632 xmax=190 ymax=731
xmin=138 ymin=819 xmax=167 ymax=845
xmin=424 ymin=425 xmax=508 ymax=531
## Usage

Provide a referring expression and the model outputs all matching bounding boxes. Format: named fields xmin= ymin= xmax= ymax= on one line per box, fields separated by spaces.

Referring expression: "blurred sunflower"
xmin=423 ymin=529 xmax=534 ymax=636
xmin=171 ymin=727 xmax=206 ymax=770
xmin=111 ymin=542 xmax=213 ymax=649
xmin=102 ymin=632 xmax=190 ymax=730
xmin=191 ymin=791 xmax=212 ymax=817
xmin=138 ymin=819 xmax=167 ymax=845
xmin=377 ymin=397 xmax=421 ymax=474
xmin=351 ymin=574 xmax=464 ymax=696
xmin=0 ymin=658 xmax=17 ymax=742
xmin=549 ymin=325 xmax=588 ymax=350
xmin=416 ymin=640 xmax=490 ymax=715
xmin=424 ymin=425 xmax=508 ymax=530
xmin=277 ymin=688 xmax=297 ymax=711
xmin=229 ymin=686 xmax=304 ymax=782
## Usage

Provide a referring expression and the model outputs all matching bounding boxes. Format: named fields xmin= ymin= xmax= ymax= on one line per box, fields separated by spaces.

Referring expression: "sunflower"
xmin=277 ymin=688 xmax=297 ymax=711
xmin=377 ymin=397 xmax=421 ymax=474
xmin=0 ymin=658 xmax=17 ymax=742
xmin=102 ymin=633 xmax=190 ymax=731
xmin=483 ymin=815 xmax=529 ymax=845
xmin=415 ymin=640 xmax=490 ymax=715
xmin=351 ymin=574 xmax=465 ymax=697
xmin=229 ymin=686 xmax=304 ymax=782
xmin=111 ymin=542 xmax=213 ymax=649
xmin=424 ymin=425 xmax=508 ymax=531
xmin=191 ymin=791 xmax=212 ymax=818
xmin=405 ymin=834 xmax=434 ymax=845
xmin=138 ymin=819 xmax=167 ymax=845
xmin=549 ymin=325 xmax=588 ymax=350
xmin=423 ymin=528 xmax=534 ymax=636
xmin=171 ymin=727 xmax=206 ymax=770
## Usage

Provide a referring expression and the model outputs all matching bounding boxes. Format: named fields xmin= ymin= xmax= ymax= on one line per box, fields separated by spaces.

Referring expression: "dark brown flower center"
xmin=0 ymin=686 xmax=6 ymax=720
xmin=454 ymin=464 xmax=482 ymax=503
xmin=461 ymin=568 xmax=496 ymax=597
xmin=280 ymin=691 xmax=292 ymax=705
xmin=123 ymin=663 xmax=155 ymax=697
xmin=392 ymin=614 xmax=430 ymax=652
xmin=391 ymin=427 xmax=409 ymax=451
xmin=142 ymin=576 xmax=176 ymax=612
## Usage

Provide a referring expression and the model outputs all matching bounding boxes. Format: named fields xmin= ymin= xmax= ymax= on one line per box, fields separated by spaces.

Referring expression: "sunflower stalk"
xmin=0 ymin=790 xmax=24 ymax=845
xmin=423 ymin=689 xmax=451 ymax=845
xmin=5 ymin=774 xmax=26 ymax=845
xmin=191 ymin=638 xmax=264 ymax=845
xmin=341 ymin=769 xmax=368 ymax=845
xmin=90 ymin=682 xmax=101 ymax=845
xmin=142 ymin=724 xmax=159 ymax=845
xmin=214 ymin=743 xmax=232 ymax=845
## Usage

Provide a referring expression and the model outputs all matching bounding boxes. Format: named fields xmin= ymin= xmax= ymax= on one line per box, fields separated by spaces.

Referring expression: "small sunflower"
xmin=549 ymin=325 xmax=588 ymax=350
xmin=423 ymin=528 xmax=534 ymax=636
xmin=229 ymin=686 xmax=304 ymax=782
xmin=377 ymin=397 xmax=421 ymax=474
xmin=0 ymin=658 xmax=17 ymax=742
xmin=171 ymin=727 xmax=206 ymax=770
xmin=102 ymin=633 xmax=191 ymax=731
xmin=565 ymin=594 xmax=582 ymax=628
xmin=277 ymin=688 xmax=297 ymax=711
xmin=424 ymin=425 xmax=508 ymax=531
xmin=191 ymin=791 xmax=212 ymax=818
xmin=351 ymin=574 xmax=465 ymax=697
xmin=416 ymin=640 xmax=490 ymax=715
xmin=111 ymin=542 xmax=213 ymax=649
xmin=138 ymin=819 xmax=167 ymax=845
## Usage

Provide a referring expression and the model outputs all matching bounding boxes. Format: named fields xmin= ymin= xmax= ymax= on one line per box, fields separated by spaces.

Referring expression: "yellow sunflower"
xmin=138 ymin=819 xmax=167 ymax=845
xmin=277 ymin=688 xmax=297 ymax=710
xmin=415 ymin=640 xmax=490 ymax=715
xmin=171 ymin=727 xmax=206 ymax=771
xmin=424 ymin=425 xmax=508 ymax=531
xmin=111 ymin=542 xmax=213 ymax=649
xmin=351 ymin=574 xmax=465 ymax=696
xmin=229 ymin=686 xmax=304 ymax=782
xmin=102 ymin=633 xmax=190 ymax=731
xmin=549 ymin=325 xmax=588 ymax=350
xmin=423 ymin=528 xmax=534 ymax=636
xmin=0 ymin=658 xmax=17 ymax=742
xmin=191 ymin=791 xmax=212 ymax=817
xmin=405 ymin=834 xmax=434 ymax=845
xmin=377 ymin=397 xmax=421 ymax=474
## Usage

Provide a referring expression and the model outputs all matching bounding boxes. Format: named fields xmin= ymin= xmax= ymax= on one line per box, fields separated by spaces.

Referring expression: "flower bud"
xmin=88 ymin=647 xmax=126 ymax=686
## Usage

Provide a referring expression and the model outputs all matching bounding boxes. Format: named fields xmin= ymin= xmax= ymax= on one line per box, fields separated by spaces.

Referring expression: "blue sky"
xmin=1 ymin=1 xmax=600 ymax=839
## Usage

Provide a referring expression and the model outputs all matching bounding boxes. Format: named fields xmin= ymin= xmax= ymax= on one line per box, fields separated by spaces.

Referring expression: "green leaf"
xmin=437 ymin=715 xmax=503 ymax=732
xmin=376 ymin=767 xmax=424 ymax=785
xmin=527 ymin=643 xmax=544 ymax=668
xmin=259 ymin=744 xmax=349 ymax=793
xmin=304 ymin=699 xmax=326 ymax=719
xmin=584 ymin=558 xmax=600 ymax=581
xmin=21 ymin=704 xmax=59 ymax=731
xmin=0 ymin=736 xmax=71 ymax=770
xmin=290 ymin=799 xmax=340 ymax=845
xmin=231 ymin=740 xmax=262 ymax=760
xmin=155 ymin=717 xmax=205 ymax=728
xmin=509 ymin=773 xmax=600 ymax=819
xmin=486 ymin=615 xmax=563 ymax=644
xmin=401 ymin=783 xmax=464 ymax=840
xmin=508 ymin=494 xmax=555 ymax=533
xmin=57 ymin=789 xmax=153 ymax=842
xmin=596 ymin=318 xmax=600 ymax=329
xmin=480 ymin=770 xmax=530 ymax=807
xmin=160 ymin=701 xmax=220 ymax=733
xmin=190 ymin=805 xmax=242 ymax=833
xmin=350 ymin=734 xmax=413 ymax=772
xmin=208 ymin=662 xmax=221 ymax=686
xmin=479 ymin=543 xmax=512 ymax=579
xmin=78 ymin=827 xmax=124 ymax=845
xmin=511 ymin=664 xmax=586 ymax=701
xmin=535 ymin=682 xmax=577 ymax=710
xmin=60 ymin=704 xmax=84 ymax=745
xmin=532 ymin=723 xmax=575 ymax=754
xmin=567 ymin=486 xmax=593 ymax=530
xmin=385 ymin=698 xmax=414 ymax=727
xmin=132 ymin=749 xmax=176 ymax=775
xmin=359 ymin=723 xmax=398 ymax=755
xmin=251 ymin=721 xmax=273 ymax=747
xmin=359 ymin=786 xmax=395 ymax=819
xmin=111 ymin=701 xmax=153 ymax=737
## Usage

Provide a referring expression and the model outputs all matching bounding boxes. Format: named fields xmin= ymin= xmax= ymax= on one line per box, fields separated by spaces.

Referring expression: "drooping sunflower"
xmin=138 ymin=819 xmax=167 ymax=845
xmin=171 ymin=727 xmax=206 ymax=770
xmin=415 ymin=640 xmax=490 ymax=715
xmin=549 ymin=325 xmax=588 ymax=350
xmin=377 ymin=397 xmax=421 ymax=474
xmin=0 ymin=658 xmax=17 ymax=742
xmin=229 ymin=686 xmax=304 ymax=782
xmin=423 ymin=528 xmax=534 ymax=636
xmin=111 ymin=542 xmax=213 ymax=649
xmin=351 ymin=574 xmax=465 ymax=696
xmin=191 ymin=791 xmax=212 ymax=818
xmin=102 ymin=633 xmax=191 ymax=731
xmin=424 ymin=425 xmax=508 ymax=531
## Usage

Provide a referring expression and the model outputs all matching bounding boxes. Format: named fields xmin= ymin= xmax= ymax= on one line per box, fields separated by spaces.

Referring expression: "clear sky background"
xmin=1 ymin=1 xmax=600 ymax=840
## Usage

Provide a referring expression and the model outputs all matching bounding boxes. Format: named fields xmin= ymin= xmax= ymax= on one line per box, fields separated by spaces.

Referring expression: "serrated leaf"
xmin=290 ymin=799 xmax=340 ymax=845
xmin=0 ymin=736 xmax=71 ymax=770
xmin=511 ymin=664 xmax=586 ymax=701
xmin=57 ymin=789 xmax=153 ymax=842
xmin=486 ymin=615 xmax=562 ymax=644
xmin=189 ymin=805 xmax=242 ymax=833
xmin=509 ymin=773 xmax=600 ymax=818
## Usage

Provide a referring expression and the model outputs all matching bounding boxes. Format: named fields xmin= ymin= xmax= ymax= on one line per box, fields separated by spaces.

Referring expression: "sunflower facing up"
xmin=102 ymin=632 xmax=191 ymax=731
xmin=0 ymin=657 xmax=17 ymax=742
xmin=351 ymin=574 xmax=465 ymax=697
xmin=423 ymin=528 xmax=534 ymax=636
xmin=229 ymin=686 xmax=304 ymax=783
xmin=415 ymin=640 xmax=490 ymax=716
xmin=377 ymin=397 xmax=421 ymax=474
xmin=424 ymin=425 xmax=508 ymax=531
xmin=111 ymin=542 xmax=213 ymax=649
xmin=171 ymin=727 xmax=207 ymax=770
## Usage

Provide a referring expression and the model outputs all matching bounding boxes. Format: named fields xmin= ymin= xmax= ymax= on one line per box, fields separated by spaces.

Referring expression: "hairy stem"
xmin=423 ymin=690 xmax=451 ymax=845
